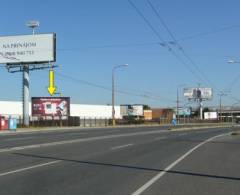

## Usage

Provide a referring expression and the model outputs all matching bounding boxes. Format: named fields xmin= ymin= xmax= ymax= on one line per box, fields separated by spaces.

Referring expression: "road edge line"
xmin=131 ymin=132 xmax=231 ymax=195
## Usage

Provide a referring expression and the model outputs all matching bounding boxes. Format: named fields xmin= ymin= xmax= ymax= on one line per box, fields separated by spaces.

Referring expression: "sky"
xmin=1 ymin=0 xmax=240 ymax=108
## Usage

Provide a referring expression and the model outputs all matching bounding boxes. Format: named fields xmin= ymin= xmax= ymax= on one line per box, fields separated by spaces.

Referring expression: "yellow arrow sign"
xmin=48 ymin=69 xmax=56 ymax=95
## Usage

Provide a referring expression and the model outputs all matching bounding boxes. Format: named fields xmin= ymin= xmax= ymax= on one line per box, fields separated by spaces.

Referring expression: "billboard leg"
xmin=23 ymin=65 xmax=29 ymax=127
xmin=200 ymin=101 xmax=203 ymax=120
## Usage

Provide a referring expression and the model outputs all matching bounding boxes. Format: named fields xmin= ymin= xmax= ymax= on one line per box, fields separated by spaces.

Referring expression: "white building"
xmin=0 ymin=101 xmax=121 ymax=119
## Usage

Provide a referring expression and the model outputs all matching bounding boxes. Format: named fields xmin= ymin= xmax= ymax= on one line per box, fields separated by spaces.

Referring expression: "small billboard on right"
xmin=183 ymin=88 xmax=213 ymax=100
xmin=120 ymin=105 xmax=144 ymax=116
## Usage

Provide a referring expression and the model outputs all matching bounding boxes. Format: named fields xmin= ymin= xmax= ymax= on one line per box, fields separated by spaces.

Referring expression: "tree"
xmin=143 ymin=105 xmax=151 ymax=110
xmin=203 ymin=107 xmax=210 ymax=113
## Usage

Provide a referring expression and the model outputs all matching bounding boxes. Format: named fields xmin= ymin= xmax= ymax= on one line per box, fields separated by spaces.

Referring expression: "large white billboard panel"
xmin=184 ymin=88 xmax=212 ymax=100
xmin=0 ymin=33 xmax=56 ymax=64
xmin=120 ymin=105 xmax=144 ymax=116
xmin=204 ymin=112 xmax=218 ymax=119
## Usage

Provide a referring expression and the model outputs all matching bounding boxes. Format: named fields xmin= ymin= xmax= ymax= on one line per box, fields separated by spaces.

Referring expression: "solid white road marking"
xmin=111 ymin=144 xmax=134 ymax=150
xmin=0 ymin=160 xmax=61 ymax=177
xmin=132 ymin=132 xmax=231 ymax=195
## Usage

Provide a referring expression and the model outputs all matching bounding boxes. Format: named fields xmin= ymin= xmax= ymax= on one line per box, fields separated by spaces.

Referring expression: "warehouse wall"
xmin=70 ymin=104 xmax=121 ymax=119
xmin=0 ymin=101 xmax=121 ymax=119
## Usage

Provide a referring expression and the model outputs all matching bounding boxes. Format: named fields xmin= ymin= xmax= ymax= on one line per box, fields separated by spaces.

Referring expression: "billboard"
xmin=184 ymin=88 xmax=212 ymax=100
xmin=120 ymin=105 xmax=144 ymax=116
xmin=32 ymin=97 xmax=70 ymax=117
xmin=204 ymin=112 xmax=218 ymax=119
xmin=0 ymin=33 xmax=56 ymax=64
xmin=174 ymin=107 xmax=191 ymax=116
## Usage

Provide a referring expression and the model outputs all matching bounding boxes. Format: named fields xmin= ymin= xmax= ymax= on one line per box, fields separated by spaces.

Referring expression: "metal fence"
xmin=0 ymin=114 xmax=227 ymax=128
xmin=16 ymin=116 xmax=112 ymax=127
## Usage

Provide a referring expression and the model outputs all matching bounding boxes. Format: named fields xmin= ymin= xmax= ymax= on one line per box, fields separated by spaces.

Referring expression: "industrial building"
xmin=0 ymin=101 xmax=121 ymax=119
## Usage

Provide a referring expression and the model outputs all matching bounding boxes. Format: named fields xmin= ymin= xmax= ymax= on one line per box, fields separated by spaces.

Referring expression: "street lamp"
xmin=228 ymin=59 xmax=240 ymax=64
xmin=112 ymin=64 xmax=128 ymax=126
xmin=26 ymin=20 xmax=39 ymax=35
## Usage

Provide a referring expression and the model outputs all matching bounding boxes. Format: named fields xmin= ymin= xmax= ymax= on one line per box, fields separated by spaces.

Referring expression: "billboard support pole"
xmin=22 ymin=21 xmax=38 ymax=127
xmin=22 ymin=65 xmax=30 ymax=127
xmin=177 ymin=88 xmax=179 ymax=124
xmin=200 ymin=100 xmax=203 ymax=120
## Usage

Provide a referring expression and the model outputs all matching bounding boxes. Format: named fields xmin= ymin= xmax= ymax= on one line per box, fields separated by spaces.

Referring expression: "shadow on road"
xmin=13 ymin=152 xmax=240 ymax=182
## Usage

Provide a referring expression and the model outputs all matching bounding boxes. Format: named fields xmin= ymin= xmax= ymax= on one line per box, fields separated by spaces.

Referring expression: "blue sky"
xmin=1 ymin=0 xmax=240 ymax=108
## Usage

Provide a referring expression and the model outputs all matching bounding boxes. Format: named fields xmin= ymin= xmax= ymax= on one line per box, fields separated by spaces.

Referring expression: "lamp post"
xmin=112 ymin=64 xmax=128 ymax=126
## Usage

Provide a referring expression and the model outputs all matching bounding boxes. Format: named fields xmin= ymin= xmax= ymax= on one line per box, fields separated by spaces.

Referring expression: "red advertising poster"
xmin=32 ymin=97 xmax=70 ymax=116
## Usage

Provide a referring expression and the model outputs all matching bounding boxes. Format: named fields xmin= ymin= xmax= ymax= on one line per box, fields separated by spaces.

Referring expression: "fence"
xmin=0 ymin=114 xmax=229 ymax=128
xmin=16 ymin=116 xmax=112 ymax=128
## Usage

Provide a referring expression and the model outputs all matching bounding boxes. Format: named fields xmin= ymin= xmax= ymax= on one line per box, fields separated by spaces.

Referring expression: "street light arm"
xmin=228 ymin=59 xmax=240 ymax=64
xmin=112 ymin=64 xmax=128 ymax=72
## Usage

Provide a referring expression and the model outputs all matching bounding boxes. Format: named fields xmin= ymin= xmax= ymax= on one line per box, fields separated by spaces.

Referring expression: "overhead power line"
xmin=128 ymin=0 xmax=208 ymax=85
xmin=147 ymin=0 xmax=217 ymax=89
xmin=223 ymin=72 xmax=240 ymax=92
xmin=54 ymin=71 xmax=174 ymax=102
xmin=178 ymin=24 xmax=240 ymax=42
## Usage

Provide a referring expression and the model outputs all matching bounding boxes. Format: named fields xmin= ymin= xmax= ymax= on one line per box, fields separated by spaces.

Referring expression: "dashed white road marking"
xmin=154 ymin=136 xmax=167 ymax=141
xmin=132 ymin=132 xmax=231 ymax=195
xmin=111 ymin=143 xmax=134 ymax=150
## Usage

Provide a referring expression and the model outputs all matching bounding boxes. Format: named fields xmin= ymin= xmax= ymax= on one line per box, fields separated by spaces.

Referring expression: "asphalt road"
xmin=0 ymin=126 xmax=239 ymax=195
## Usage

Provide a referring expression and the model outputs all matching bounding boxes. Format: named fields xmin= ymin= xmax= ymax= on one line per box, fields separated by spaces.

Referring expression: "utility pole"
xmin=218 ymin=91 xmax=227 ymax=122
